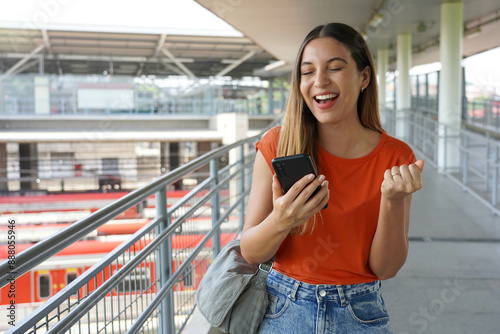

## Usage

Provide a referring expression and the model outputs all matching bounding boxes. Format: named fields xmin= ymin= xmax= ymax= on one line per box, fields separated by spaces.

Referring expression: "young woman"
xmin=241 ymin=22 xmax=424 ymax=333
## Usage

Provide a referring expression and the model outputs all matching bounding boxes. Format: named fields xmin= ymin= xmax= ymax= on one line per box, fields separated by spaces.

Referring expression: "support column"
xmin=396 ymin=33 xmax=412 ymax=140
xmin=212 ymin=113 xmax=249 ymax=204
xmin=34 ymin=76 xmax=50 ymax=114
xmin=160 ymin=142 xmax=168 ymax=174
xmin=196 ymin=141 xmax=212 ymax=184
xmin=19 ymin=143 xmax=39 ymax=192
xmin=438 ymin=2 xmax=463 ymax=172
xmin=267 ymin=80 xmax=274 ymax=115
xmin=377 ymin=48 xmax=389 ymax=126
xmin=0 ymin=143 xmax=7 ymax=191
xmin=169 ymin=142 xmax=182 ymax=190
xmin=279 ymin=79 xmax=286 ymax=113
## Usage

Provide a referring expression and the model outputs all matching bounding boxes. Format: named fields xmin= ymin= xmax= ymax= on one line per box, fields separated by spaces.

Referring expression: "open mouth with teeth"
xmin=313 ymin=93 xmax=339 ymax=109
xmin=314 ymin=93 xmax=339 ymax=103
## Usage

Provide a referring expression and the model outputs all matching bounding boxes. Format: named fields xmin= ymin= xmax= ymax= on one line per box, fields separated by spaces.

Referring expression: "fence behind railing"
xmin=0 ymin=117 xmax=280 ymax=334
xmin=384 ymin=107 xmax=500 ymax=216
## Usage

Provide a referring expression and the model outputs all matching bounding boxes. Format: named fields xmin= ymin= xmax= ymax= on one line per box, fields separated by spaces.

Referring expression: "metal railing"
xmin=384 ymin=107 xmax=500 ymax=216
xmin=0 ymin=117 xmax=280 ymax=334
xmin=463 ymin=97 xmax=500 ymax=131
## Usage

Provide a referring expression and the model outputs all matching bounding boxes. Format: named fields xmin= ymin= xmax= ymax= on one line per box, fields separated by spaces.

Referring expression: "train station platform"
xmin=183 ymin=158 xmax=500 ymax=334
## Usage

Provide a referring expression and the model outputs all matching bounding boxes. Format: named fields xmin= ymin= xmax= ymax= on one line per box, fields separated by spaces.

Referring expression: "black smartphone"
xmin=271 ymin=154 xmax=328 ymax=209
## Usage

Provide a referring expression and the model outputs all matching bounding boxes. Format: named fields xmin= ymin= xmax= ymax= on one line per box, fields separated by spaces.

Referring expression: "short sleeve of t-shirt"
xmin=255 ymin=126 xmax=281 ymax=172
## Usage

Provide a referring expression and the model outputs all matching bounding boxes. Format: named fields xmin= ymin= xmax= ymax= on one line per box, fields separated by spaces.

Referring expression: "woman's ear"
xmin=361 ymin=66 xmax=371 ymax=90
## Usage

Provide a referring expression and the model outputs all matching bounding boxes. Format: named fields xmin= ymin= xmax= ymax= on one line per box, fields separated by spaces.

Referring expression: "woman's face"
xmin=299 ymin=37 xmax=370 ymax=126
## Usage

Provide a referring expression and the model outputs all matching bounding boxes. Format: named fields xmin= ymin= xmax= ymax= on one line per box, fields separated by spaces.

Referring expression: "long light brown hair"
xmin=277 ymin=22 xmax=384 ymax=234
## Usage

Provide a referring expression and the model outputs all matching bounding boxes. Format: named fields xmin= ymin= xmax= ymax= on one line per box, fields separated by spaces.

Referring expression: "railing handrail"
xmin=0 ymin=115 xmax=281 ymax=287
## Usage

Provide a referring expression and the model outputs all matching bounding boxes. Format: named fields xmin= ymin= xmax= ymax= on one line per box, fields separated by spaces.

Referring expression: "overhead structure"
xmin=195 ymin=0 xmax=500 ymax=75
xmin=214 ymin=50 xmax=259 ymax=77
xmin=1 ymin=1 xmax=500 ymax=79
xmin=161 ymin=47 xmax=197 ymax=79
xmin=0 ymin=28 xmax=278 ymax=79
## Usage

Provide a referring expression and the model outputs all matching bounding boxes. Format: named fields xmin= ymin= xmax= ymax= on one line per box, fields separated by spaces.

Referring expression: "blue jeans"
xmin=257 ymin=270 xmax=393 ymax=334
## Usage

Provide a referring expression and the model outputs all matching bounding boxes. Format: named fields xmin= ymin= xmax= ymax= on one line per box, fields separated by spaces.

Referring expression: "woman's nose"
xmin=314 ymin=70 xmax=330 ymax=88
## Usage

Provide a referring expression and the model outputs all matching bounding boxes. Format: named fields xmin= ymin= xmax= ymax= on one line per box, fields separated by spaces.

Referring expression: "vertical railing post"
xmin=486 ymin=132 xmax=491 ymax=191
xmin=411 ymin=111 xmax=416 ymax=145
xmin=210 ymin=157 xmax=221 ymax=257
xmin=443 ymin=125 xmax=448 ymax=172
xmin=156 ymin=187 xmax=175 ymax=334
xmin=433 ymin=120 xmax=438 ymax=165
xmin=462 ymin=133 xmax=468 ymax=186
xmin=493 ymin=146 xmax=499 ymax=208
xmin=239 ymin=144 xmax=245 ymax=230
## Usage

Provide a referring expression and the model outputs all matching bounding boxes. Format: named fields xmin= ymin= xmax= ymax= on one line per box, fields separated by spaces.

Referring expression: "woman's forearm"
xmin=240 ymin=213 xmax=291 ymax=264
xmin=368 ymin=196 xmax=411 ymax=279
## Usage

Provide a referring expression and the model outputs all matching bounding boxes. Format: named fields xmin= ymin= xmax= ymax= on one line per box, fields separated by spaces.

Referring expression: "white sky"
xmin=0 ymin=0 xmax=241 ymax=36
xmin=463 ymin=48 xmax=500 ymax=87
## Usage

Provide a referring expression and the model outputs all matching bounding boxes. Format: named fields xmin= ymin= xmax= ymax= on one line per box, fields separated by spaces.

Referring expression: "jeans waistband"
xmin=267 ymin=269 xmax=380 ymax=305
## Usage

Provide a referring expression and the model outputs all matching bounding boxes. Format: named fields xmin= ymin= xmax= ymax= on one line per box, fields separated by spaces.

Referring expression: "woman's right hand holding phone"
xmin=270 ymin=173 xmax=329 ymax=232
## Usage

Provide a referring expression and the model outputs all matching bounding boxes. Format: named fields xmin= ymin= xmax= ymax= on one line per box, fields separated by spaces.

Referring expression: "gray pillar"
xmin=377 ymin=48 xmax=389 ymax=126
xmin=0 ymin=143 xmax=7 ymax=191
xmin=396 ymin=33 xmax=412 ymax=140
xmin=438 ymin=2 xmax=463 ymax=172
xmin=160 ymin=142 xmax=169 ymax=174
xmin=169 ymin=142 xmax=182 ymax=190
xmin=19 ymin=143 xmax=39 ymax=192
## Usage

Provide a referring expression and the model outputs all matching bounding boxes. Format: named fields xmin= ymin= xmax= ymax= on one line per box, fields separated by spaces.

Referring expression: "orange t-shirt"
xmin=256 ymin=126 xmax=416 ymax=285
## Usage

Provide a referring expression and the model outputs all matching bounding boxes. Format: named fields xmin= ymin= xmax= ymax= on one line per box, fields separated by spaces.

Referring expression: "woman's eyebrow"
xmin=301 ymin=57 xmax=348 ymax=67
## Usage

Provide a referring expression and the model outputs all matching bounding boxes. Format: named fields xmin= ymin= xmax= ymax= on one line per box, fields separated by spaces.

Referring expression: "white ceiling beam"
xmin=41 ymin=30 xmax=52 ymax=54
xmin=161 ymin=47 xmax=196 ymax=79
xmin=214 ymin=50 xmax=258 ymax=77
xmin=10 ymin=59 xmax=40 ymax=76
xmin=136 ymin=62 xmax=145 ymax=76
xmin=158 ymin=58 xmax=185 ymax=76
xmin=153 ymin=33 xmax=167 ymax=58
xmin=0 ymin=44 xmax=45 ymax=81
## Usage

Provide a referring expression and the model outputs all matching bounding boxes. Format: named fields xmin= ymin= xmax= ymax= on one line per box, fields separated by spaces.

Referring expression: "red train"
xmin=1 ymin=231 xmax=235 ymax=306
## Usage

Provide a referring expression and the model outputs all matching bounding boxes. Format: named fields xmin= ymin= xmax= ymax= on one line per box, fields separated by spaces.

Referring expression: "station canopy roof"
xmin=0 ymin=28 xmax=278 ymax=79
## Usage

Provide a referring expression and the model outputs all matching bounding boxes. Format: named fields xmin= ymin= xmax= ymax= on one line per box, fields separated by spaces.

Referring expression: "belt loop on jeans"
xmin=288 ymin=280 xmax=300 ymax=301
xmin=336 ymin=285 xmax=348 ymax=307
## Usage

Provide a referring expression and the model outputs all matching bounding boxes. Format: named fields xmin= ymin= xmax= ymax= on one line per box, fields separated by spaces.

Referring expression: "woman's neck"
xmin=317 ymin=122 xmax=381 ymax=159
